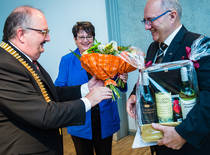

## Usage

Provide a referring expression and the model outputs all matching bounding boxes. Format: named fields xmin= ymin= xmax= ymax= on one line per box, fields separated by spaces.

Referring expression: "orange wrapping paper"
xmin=80 ymin=53 xmax=136 ymax=84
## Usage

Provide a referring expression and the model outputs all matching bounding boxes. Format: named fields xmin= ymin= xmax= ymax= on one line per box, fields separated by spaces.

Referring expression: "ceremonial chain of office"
xmin=0 ymin=41 xmax=51 ymax=103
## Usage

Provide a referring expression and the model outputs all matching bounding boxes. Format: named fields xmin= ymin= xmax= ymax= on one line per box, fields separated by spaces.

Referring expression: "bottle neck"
xmin=180 ymin=67 xmax=191 ymax=89
xmin=180 ymin=67 xmax=188 ymax=81
xmin=143 ymin=72 xmax=149 ymax=86
xmin=143 ymin=72 xmax=150 ymax=94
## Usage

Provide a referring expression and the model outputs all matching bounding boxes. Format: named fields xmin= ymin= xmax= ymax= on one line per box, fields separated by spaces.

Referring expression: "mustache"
xmin=41 ymin=41 xmax=46 ymax=46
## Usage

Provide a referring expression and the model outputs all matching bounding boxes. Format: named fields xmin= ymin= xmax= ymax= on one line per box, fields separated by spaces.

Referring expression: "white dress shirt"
xmin=9 ymin=40 xmax=91 ymax=112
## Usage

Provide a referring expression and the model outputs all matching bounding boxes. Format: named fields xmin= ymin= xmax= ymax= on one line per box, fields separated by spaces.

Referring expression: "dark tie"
xmin=33 ymin=61 xmax=40 ymax=71
xmin=155 ymin=42 xmax=168 ymax=63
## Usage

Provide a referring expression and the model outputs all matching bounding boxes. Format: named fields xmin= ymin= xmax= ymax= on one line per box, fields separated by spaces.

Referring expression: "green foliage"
xmin=82 ymin=40 xmax=130 ymax=56
xmin=69 ymin=49 xmax=81 ymax=60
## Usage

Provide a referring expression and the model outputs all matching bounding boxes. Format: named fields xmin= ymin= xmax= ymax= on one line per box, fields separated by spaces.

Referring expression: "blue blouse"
xmin=55 ymin=48 xmax=121 ymax=139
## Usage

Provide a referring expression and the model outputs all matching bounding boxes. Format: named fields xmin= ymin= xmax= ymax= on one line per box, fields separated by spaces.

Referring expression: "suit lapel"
xmin=146 ymin=42 xmax=159 ymax=63
xmin=163 ymin=26 xmax=188 ymax=62
xmin=34 ymin=62 xmax=58 ymax=100
xmin=6 ymin=41 xmax=57 ymax=101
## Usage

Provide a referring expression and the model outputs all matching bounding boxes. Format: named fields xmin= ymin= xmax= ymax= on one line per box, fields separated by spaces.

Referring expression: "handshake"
xmin=85 ymin=76 xmax=113 ymax=107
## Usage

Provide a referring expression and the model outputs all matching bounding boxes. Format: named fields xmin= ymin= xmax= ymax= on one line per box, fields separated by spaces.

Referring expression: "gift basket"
xmin=135 ymin=35 xmax=210 ymax=145
xmin=73 ymin=40 xmax=144 ymax=100
xmin=136 ymin=60 xmax=198 ymax=143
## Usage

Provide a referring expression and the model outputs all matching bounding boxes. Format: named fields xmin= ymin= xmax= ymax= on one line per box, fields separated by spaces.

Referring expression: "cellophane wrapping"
xmin=136 ymin=60 xmax=198 ymax=143
xmin=80 ymin=40 xmax=144 ymax=100
xmin=135 ymin=35 xmax=210 ymax=145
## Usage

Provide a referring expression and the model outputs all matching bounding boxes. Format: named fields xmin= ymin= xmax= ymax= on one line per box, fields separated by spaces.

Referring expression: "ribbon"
xmin=145 ymin=60 xmax=152 ymax=68
xmin=183 ymin=46 xmax=200 ymax=69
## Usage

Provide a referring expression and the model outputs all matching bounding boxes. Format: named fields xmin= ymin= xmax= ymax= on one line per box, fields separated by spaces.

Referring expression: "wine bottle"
xmin=148 ymin=72 xmax=173 ymax=123
xmin=172 ymin=97 xmax=182 ymax=122
xmin=155 ymin=91 xmax=173 ymax=123
xmin=140 ymin=72 xmax=158 ymax=124
xmin=179 ymin=67 xmax=196 ymax=119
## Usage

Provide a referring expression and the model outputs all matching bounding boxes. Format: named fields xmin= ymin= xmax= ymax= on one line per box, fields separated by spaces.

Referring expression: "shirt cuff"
xmin=81 ymin=97 xmax=91 ymax=112
xmin=81 ymin=83 xmax=89 ymax=97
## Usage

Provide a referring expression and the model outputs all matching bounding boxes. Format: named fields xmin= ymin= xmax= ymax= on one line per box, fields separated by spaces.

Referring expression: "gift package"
xmin=135 ymin=35 xmax=210 ymax=144
xmin=136 ymin=60 xmax=198 ymax=142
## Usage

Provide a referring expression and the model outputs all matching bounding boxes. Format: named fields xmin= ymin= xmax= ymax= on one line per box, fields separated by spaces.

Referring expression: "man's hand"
xmin=126 ymin=94 xmax=136 ymax=118
xmin=88 ymin=76 xmax=104 ymax=91
xmin=86 ymin=87 xmax=112 ymax=107
xmin=152 ymin=123 xmax=186 ymax=150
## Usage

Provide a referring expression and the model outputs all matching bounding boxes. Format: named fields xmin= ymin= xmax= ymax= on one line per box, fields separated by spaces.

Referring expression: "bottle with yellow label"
xmin=155 ymin=92 xmax=173 ymax=123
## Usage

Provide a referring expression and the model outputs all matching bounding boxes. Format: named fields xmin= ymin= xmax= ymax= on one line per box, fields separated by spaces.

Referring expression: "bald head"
xmin=3 ymin=6 xmax=43 ymax=41
xmin=3 ymin=6 xmax=50 ymax=61
xmin=144 ymin=0 xmax=182 ymax=42
xmin=145 ymin=0 xmax=182 ymax=19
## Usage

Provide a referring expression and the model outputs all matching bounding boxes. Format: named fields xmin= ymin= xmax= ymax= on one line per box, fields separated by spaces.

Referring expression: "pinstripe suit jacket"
xmin=0 ymin=41 xmax=86 ymax=155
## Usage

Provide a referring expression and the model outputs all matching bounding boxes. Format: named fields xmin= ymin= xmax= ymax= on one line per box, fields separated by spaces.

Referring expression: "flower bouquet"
xmin=73 ymin=40 xmax=144 ymax=100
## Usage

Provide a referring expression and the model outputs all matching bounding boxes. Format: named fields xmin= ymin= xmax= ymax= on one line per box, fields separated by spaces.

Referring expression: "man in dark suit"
xmin=126 ymin=0 xmax=210 ymax=154
xmin=0 ymin=6 xmax=113 ymax=155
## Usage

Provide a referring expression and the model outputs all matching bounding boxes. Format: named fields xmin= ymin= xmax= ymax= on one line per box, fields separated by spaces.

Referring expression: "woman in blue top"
xmin=55 ymin=21 xmax=128 ymax=155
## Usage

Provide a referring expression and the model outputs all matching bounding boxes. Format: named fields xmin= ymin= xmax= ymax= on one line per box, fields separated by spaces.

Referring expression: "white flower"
xmin=98 ymin=44 xmax=105 ymax=51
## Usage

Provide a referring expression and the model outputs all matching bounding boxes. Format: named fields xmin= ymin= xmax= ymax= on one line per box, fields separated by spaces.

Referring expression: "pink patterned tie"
xmin=33 ymin=61 xmax=40 ymax=71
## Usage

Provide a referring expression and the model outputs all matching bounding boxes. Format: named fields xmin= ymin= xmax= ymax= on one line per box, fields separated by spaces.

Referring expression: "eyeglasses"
xmin=77 ymin=36 xmax=93 ymax=41
xmin=25 ymin=27 xmax=50 ymax=36
xmin=141 ymin=10 xmax=171 ymax=26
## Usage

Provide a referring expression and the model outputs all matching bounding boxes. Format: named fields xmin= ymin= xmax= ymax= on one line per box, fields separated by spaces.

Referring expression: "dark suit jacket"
xmin=0 ymin=41 xmax=86 ymax=155
xmin=134 ymin=26 xmax=210 ymax=154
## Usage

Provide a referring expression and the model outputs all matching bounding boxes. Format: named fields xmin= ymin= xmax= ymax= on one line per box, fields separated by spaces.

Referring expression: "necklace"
xmin=0 ymin=41 xmax=51 ymax=103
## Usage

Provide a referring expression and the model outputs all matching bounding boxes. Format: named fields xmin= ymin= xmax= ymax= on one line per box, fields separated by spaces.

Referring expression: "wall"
xmin=0 ymin=0 xmax=128 ymax=140
xmin=1 ymin=0 xmax=210 ymax=133
xmin=0 ymin=0 xmax=109 ymax=81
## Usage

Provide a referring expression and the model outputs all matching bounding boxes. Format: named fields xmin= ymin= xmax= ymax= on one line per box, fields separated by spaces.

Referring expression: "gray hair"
xmin=161 ymin=0 xmax=182 ymax=19
xmin=3 ymin=6 xmax=41 ymax=41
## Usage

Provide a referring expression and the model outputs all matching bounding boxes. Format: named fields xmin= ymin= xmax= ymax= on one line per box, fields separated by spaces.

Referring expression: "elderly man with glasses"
xmin=0 ymin=6 xmax=113 ymax=155
xmin=127 ymin=0 xmax=210 ymax=155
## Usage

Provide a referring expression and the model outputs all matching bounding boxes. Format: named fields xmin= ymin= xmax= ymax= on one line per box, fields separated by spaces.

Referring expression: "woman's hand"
xmin=119 ymin=73 xmax=128 ymax=83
